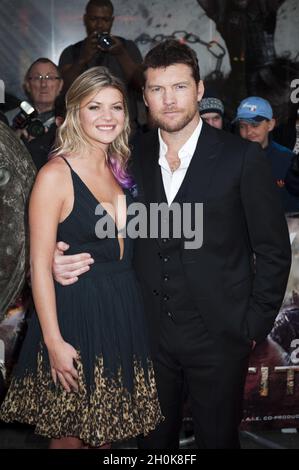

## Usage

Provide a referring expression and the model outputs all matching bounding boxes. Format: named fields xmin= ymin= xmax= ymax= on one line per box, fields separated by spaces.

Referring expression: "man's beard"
xmin=150 ymin=108 xmax=198 ymax=133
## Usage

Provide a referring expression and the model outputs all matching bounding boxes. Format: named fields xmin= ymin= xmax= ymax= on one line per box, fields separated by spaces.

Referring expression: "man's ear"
xmin=268 ymin=118 xmax=276 ymax=132
xmin=197 ymin=80 xmax=204 ymax=102
xmin=142 ymin=88 xmax=148 ymax=107
xmin=23 ymin=80 xmax=30 ymax=98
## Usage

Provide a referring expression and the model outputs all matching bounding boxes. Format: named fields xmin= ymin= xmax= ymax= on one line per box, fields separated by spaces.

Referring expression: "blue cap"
xmin=234 ymin=97 xmax=273 ymax=123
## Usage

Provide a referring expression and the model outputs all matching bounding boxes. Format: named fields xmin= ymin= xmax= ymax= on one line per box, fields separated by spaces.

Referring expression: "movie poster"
xmin=243 ymin=215 xmax=299 ymax=429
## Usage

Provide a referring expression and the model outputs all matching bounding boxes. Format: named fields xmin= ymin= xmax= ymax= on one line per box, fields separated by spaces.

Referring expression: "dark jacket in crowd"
xmin=265 ymin=140 xmax=299 ymax=213
xmin=285 ymin=153 xmax=299 ymax=198
xmin=24 ymin=124 xmax=57 ymax=170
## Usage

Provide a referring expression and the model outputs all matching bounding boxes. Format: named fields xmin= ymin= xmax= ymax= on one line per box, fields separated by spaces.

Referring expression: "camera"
xmin=12 ymin=101 xmax=35 ymax=130
xmin=12 ymin=101 xmax=49 ymax=138
xmin=26 ymin=119 xmax=46 ymax=138
xmin=97 ymin=32 xmax=114 ymax=50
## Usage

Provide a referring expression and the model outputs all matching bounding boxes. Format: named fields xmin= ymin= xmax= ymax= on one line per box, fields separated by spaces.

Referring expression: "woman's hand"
xmin=47 ymin=338 xmax=79 ymax=393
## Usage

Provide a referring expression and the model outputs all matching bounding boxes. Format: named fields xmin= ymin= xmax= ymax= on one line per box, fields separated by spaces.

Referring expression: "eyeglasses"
xmin=28 ymin=75 xmax=61 ymax=82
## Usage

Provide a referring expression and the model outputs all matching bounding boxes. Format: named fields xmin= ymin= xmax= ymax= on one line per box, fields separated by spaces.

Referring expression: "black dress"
xmin=0 ymin=157 xmax=162 ymax=446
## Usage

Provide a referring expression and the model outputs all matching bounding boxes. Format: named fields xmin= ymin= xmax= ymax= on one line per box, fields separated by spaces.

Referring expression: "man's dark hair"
xmin=143 ymin=39 xmax=200 ymax=83
xmin=86 ymin=0 xmax=114 ymax=15
xmin=25 ymin=58 xmax=60 ymax=80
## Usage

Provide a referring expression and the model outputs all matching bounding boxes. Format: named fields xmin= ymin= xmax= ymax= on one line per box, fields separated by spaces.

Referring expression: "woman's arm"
xmin=29 ymin=161 xmax=78 ymax=392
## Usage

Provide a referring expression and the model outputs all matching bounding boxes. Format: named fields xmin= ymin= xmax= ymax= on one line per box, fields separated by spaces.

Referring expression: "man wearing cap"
xmin=235 ymin=96 xmax=299 ymax=213
xmin=199 ymin=97 xmax=224 ymax=130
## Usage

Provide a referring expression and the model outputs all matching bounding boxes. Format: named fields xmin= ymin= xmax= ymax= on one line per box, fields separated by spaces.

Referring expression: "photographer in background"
xmin=6 ymin=58 xmax=63 ymax=142
xmin=58 ymin=0 xmax=143 ymax=131
xmin=24 ymin=94 xmax=66 ymax=171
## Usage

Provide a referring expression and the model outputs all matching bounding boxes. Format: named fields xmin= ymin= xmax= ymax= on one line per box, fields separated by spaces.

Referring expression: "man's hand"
xmin=102 ymin=36 xmax=124 ymax=55
xmin=80 ymin=31 xmax=99 ymax=63
xmin=53 ymin=241 xmax=94 ymax=286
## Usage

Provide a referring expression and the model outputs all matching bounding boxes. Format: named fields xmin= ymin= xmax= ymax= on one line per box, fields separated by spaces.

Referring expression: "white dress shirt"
xmin=158 ymin=120 xmax=203 ymax=205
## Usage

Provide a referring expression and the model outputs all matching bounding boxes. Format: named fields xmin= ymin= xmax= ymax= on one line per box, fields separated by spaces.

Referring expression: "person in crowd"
xmin=235 ymin=96 xmax=299 ymax=213
xmin=0 ymin=66 xmax=162 ymax=449
xmin=6 ymin=58 xmax=63 ymax=139
xmin=24 ymin=95 xmax=66 ymax=170
xmin=58 ymin=0 xmax=143 ymax=130
xmin=199 ymin=96 xmax=224 ymax=129
xmin=52 ymin=40 xmax=291 ymax=449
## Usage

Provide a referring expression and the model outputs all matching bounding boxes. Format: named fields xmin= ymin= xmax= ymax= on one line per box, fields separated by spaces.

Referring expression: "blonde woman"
xmin=0 ymin=67 xmax=162 ymax=448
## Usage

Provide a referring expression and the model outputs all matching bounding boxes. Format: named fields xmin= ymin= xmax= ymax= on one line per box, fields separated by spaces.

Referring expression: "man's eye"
xmin=89 ymin=106 xmax=99 ymax=110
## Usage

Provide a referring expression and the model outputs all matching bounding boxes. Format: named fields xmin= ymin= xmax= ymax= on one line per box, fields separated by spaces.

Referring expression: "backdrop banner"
xmin=242 ymin=214 xmax=299 ymax=429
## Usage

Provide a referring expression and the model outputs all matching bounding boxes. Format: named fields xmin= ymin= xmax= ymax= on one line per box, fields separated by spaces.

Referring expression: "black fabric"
xmin=131 ymin=122 xmax=291 ymax=448
xmin=138 ymin=311 xmax=249 ymax=449
xmin=9 ymin=157 xmax=153 ymax=395
xmin=24 ymin=124 xmax=57 ymax=170
xmin=132 ymin=124 xmax=291 ymax=354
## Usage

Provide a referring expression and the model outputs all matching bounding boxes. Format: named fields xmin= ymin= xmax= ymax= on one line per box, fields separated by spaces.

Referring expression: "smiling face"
xmin=79 ymin=86 xmax=125 ymax=150
xmin=143 ymin=63 xmax=204 ymax=136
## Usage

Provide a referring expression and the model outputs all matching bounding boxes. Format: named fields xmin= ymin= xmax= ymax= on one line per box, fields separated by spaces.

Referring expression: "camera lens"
xmin=27 ymin=119 xmax=45 ymax=138
xmin=97 ymin=33 xmax=114 ymax=50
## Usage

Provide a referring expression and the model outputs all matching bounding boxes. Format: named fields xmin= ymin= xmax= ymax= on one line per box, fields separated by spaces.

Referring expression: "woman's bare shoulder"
xmin=30 ymin=157 xmax=73 ymax=202
xmin=35 ymin=156 xmax=71 ymax=183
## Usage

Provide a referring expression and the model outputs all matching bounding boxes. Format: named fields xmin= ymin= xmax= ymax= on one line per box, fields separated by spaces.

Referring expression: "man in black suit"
xmin=52 ymin=40 xmax=291 ymax=448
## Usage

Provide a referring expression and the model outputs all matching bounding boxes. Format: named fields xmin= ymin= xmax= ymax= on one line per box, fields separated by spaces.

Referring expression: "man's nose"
xmin=163 ymin=89 xmax=175 ymax=105
xmin=40 ymin=78 xmax=48 ymax=88
xmin=96 ymin=19 xmax=106 ymax=31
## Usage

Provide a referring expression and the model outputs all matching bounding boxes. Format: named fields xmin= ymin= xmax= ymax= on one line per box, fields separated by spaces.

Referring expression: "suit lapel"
xmin=139 ymin=130 xmax=164 ymax=206
xmin=137 ymin=124 xmax=224 ymax=250
xmin=174 ymin=121 xmax=223 ymax=204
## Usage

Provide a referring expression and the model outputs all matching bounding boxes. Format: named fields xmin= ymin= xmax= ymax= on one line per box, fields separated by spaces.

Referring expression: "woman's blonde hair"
xmin=54 ymin=66 xmax=132 ymax=187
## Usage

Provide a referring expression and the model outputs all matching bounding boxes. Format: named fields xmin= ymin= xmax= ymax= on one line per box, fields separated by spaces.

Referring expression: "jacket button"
xmin=162 ymin=238 xmax=168 ymax=243
xmin=152 ymin=289 xmax=159 ymax=296
xmin=167 ymin=311 xmax=172 ymax=318
xmin=163 ymin=256 xmax=169 ymax=263
xmin=164 ymin=274 xmax=169 ymax=282
xmin=163 ymin=294 xmax=170 ymax=301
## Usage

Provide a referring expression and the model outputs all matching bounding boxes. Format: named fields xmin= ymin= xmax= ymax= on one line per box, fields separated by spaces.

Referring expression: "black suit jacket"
xmin=131 ymin=123 xmax=291 ymax=356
